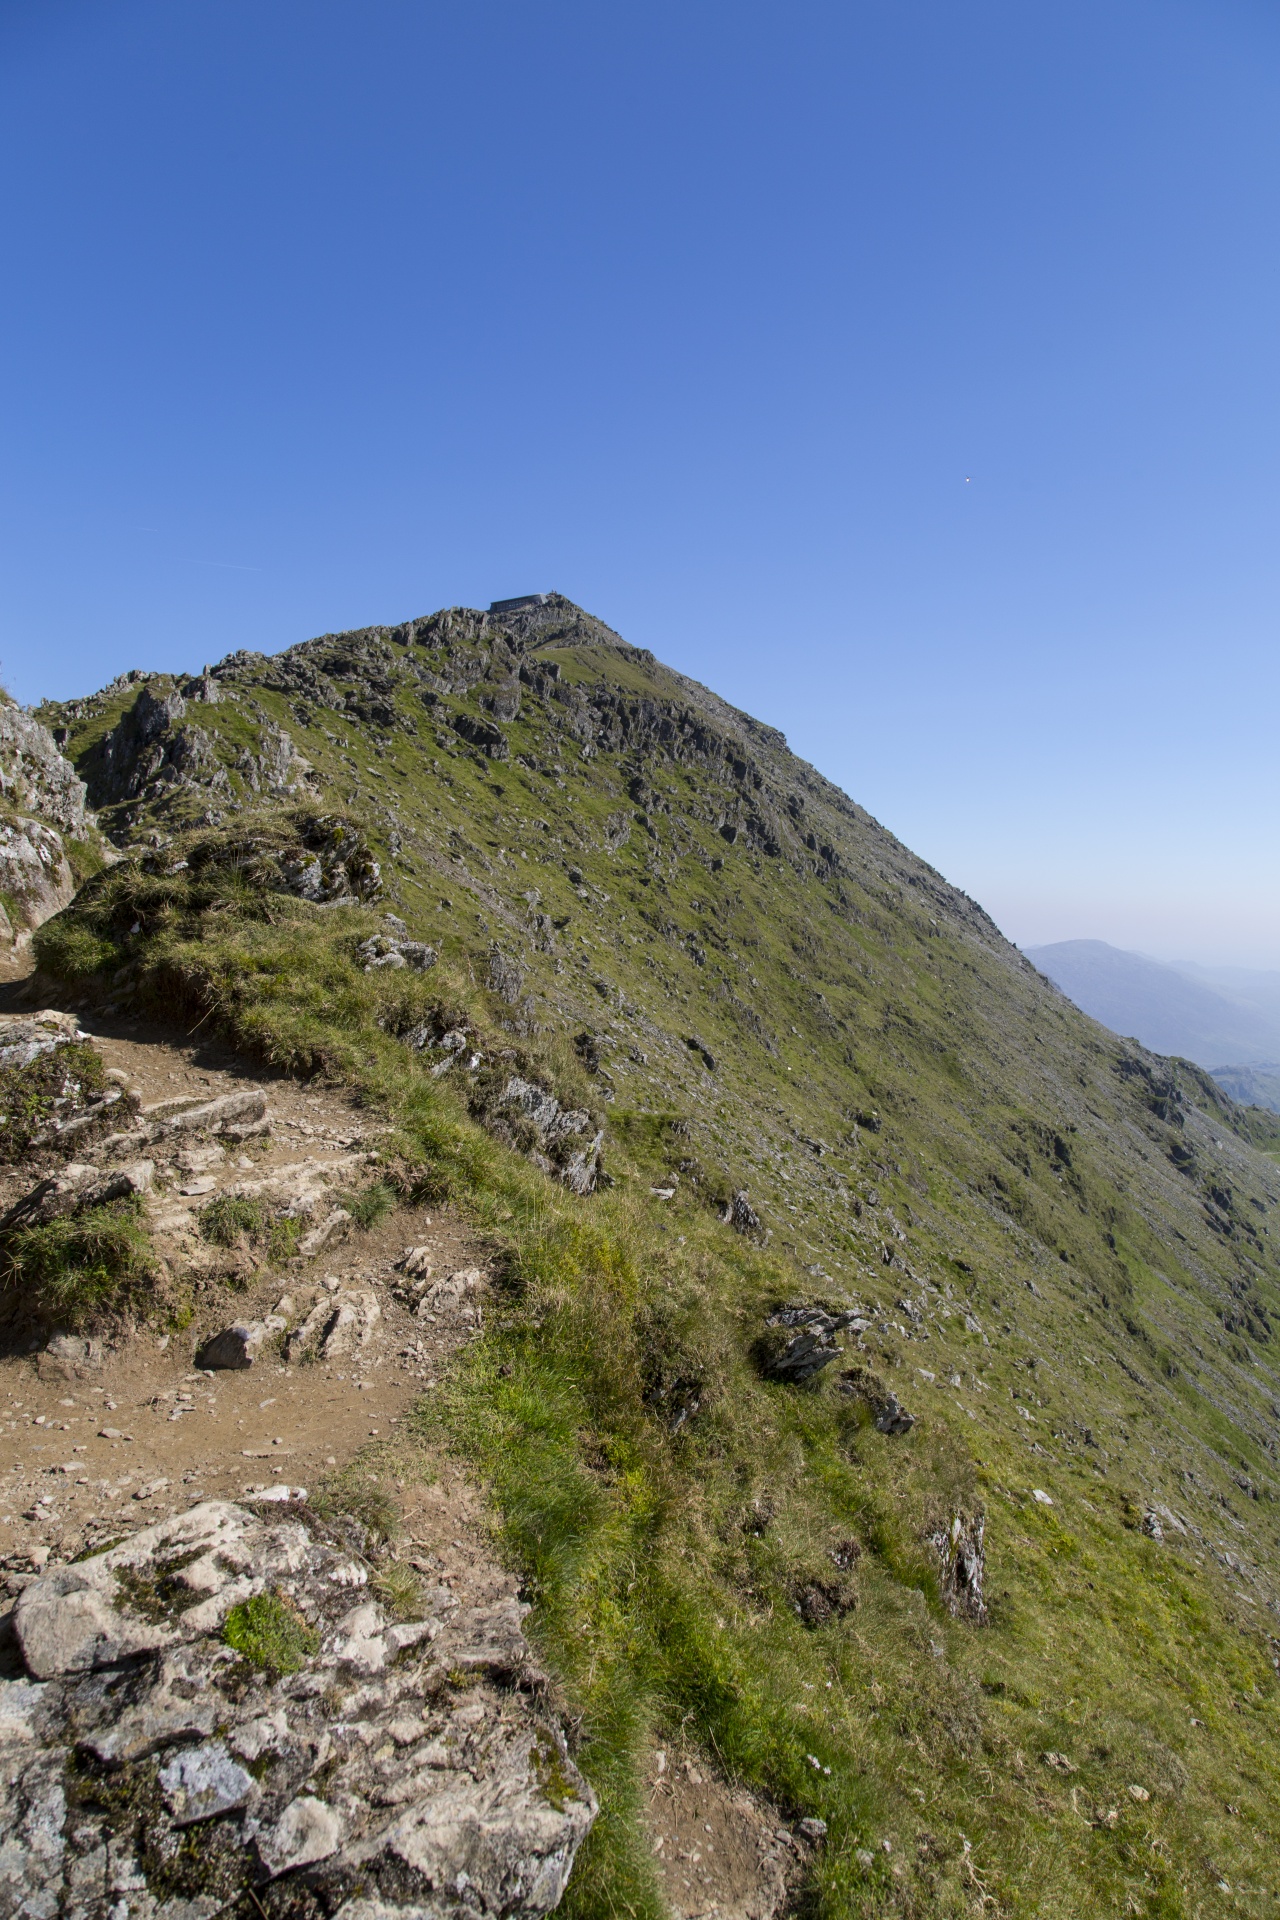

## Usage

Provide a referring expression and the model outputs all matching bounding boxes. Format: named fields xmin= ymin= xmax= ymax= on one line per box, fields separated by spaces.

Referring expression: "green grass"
xmin=0 ymin=1197 xmax=155 ymax=1329
xmin=336 ymin=1178 xmax=397 ymax=1230
xmin=222 ymin=1589 xmax=319 ymax=1675
xmin=198 ymin=1193 xmax=268 ymax=1247
xmin=31 ymin=609 xmax=1280 ymax=1917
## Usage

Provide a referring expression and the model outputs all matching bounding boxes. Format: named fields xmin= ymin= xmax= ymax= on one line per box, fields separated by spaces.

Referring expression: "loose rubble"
xmin=0 ymin=1497 xmax=596 ymax=1918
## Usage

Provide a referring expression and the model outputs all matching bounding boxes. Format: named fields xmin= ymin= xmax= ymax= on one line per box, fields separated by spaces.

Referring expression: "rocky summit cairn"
xmin=0 ymin=1496 xmax=595 ymax=1918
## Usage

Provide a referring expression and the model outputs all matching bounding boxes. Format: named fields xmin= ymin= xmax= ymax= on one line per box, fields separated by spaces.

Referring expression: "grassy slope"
xmin=32 ymin=602 xmax=1280 ymax=1917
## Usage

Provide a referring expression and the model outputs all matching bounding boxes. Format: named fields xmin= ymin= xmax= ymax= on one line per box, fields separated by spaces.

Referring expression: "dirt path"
xmin=0 ymin=968 xmax=808 ymax=1920
xmin=0 ymin=989 xmax=492 ymax=1584
xmin=645 ymin=1747 xmax=810 ymax=1920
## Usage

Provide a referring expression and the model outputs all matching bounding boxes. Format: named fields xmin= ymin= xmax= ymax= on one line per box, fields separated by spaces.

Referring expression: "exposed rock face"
xmin=0 ymin=702 xmax=90 ymax=834
xmin=0 ymin=702 xmax=94 ymax=938
xmin=0 ymin=814 xmax=76 ymax=936
xmin=929 ymin=1511 xmax=987 ymax=1624
xmin=0 ymin=1497 xmax=596 ymax=1918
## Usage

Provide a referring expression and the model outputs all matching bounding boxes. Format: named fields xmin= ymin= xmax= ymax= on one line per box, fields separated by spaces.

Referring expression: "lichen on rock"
xmin=0 ymin=1497 xmax=596 ymax=1918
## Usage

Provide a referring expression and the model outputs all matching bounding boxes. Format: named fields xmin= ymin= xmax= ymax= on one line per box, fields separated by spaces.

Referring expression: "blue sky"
xmin=3 ymin=1 xmax=1279 ymax=965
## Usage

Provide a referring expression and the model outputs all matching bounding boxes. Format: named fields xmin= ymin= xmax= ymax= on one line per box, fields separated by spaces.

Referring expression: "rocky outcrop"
xmin=836 ymin=1365 xmax=916 ymax=1436
xmin=174 ymin=812 xmax=383 ymax=906
xmin=0 ymin=702 xmax=95 ymax=938
xmin=0 ymin=1159 xmax=153 ymax=1233
xmin=0 ymin=815 xmax=76 ymax=938
xmin=489 ymin=1076 xmax=604 ymax=1194
xmin=0 ymin=1496 xmax=595 ymax=1918
xmin=0 ymin=1008 xmax=82 ymax=1071
xmin=755 ymin=1304 xmax=866 ymax=1382
xmin=0 ymin=702 xmax=90 ymax=834
xmin=928 ymin=1511 xmax=987 ymax=1623
xmin=360 ymin=932 xmax=438 ymax=973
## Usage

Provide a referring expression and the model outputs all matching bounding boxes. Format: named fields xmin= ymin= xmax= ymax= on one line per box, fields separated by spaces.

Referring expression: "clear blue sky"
xmin=4 ymin=1 xmax=1279 ymax=966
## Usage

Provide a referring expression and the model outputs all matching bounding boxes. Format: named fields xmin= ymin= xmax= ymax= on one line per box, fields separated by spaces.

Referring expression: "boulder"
xmin=36 ymin=1334 xmax=104 ymax=1382
xmin=196 ymin=1320 xmax=272 ymax=1370
xmin=0 ymin=1499 xmax=595 ymax=1917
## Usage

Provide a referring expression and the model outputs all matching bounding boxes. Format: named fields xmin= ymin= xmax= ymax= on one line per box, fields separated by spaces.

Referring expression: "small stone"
xmin=159 ymin=1740 xmax=255 ymax=1825
xmin=1032 ymin=1489 xmax=1053 ymax=1506
xmin=1127 ymin=1783 xmax=1150 ymax=1802
xmin=258 ymin=1794 xmax=344 ymax=1877
xmin=799 ymin=1818 xmax=828 ymax=1841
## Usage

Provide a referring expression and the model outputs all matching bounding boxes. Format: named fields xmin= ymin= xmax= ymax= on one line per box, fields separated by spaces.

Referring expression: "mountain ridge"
xmin=7 ymin=596 xmax=1280 ymax=1915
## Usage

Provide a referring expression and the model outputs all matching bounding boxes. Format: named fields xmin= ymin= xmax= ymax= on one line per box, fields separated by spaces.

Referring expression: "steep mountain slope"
xmin=23 ymin=595 xmax=1280 ymax=1917
xmin=1026 ymin=939 xmax=1280 ymax=1070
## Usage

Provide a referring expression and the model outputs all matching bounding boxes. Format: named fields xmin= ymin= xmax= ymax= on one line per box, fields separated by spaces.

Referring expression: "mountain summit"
xmin=5 ymin=598 xmax=1279 ymax=1913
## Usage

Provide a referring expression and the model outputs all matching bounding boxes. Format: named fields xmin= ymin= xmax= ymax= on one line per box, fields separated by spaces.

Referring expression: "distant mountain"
xmin=1207 ymin=1063 xmax=1280 ymax=1113
xmin=1024 ymin=938 xmax=1280 ymax=1070
xmin=1178 ymin=961 xmax=1280 ymax=1027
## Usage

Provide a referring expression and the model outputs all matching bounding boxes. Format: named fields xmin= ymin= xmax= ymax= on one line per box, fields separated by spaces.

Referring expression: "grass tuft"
xmin=337 ymin=1179 xmax=398 ymax=1231
xmin=0 ymin=1198 xmax=156 ymax=1328
xmin=222 ymin=1588 xmax=319 ymax=1675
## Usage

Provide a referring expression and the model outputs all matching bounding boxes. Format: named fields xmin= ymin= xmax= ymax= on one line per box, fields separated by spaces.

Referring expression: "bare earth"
xmin=0 ymin=969 xmax=803 ymax=1918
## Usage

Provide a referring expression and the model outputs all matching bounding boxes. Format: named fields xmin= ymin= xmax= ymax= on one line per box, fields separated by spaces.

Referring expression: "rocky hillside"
xmin=11 ymin=594 xmax=1280 ymax=1916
